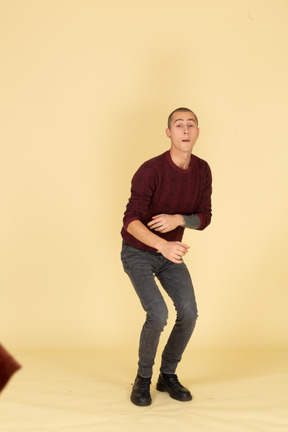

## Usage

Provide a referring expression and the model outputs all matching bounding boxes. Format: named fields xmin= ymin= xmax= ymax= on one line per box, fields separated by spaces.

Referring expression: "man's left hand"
xmin=147 ymin=214 xmax=184 ymax=233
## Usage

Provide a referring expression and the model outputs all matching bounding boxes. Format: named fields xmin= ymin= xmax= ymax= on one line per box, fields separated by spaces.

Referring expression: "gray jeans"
xmin=121 ymin=241 xmax=198 ymax=378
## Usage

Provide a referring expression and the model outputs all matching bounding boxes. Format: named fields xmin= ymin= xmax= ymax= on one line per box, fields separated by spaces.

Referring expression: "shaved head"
xmin=168 ymin=107 xmax=198 ymax=129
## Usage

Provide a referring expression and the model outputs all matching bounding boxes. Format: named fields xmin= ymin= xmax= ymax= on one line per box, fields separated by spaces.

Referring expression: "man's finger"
xmin=148 ymin=220 xmax=164 ymax=229
xmin=148 ymin=218 xmax=161 ymax=226
xmin=177 ymin=242 xmax=190 ymax=250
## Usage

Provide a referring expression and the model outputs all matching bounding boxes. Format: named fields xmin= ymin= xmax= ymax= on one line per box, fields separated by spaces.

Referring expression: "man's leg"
xmin=156 ymin=260 xmax=198 ymax=374
xmin=155 ymin=260 xmax=197 ymax=401
xmin=121 ymin=243 xmax=168 ymax=379
xmin=121 ymin=243 xmax=171 ymax=406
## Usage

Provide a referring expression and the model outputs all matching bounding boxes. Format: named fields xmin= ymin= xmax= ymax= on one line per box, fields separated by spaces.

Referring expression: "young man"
xmin=121 ymin=108 xmax=212 ymax=406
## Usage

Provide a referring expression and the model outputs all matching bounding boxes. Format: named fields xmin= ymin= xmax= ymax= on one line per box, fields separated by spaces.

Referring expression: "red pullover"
xmin=121 ymin=150 xmax=212 ymax=251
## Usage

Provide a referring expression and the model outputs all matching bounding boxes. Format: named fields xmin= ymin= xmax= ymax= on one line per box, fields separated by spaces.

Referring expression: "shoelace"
xmin=163 ymin=374 xmax=183 ymax=389
xmin=139 ymin=377 xmax=151 ymax=390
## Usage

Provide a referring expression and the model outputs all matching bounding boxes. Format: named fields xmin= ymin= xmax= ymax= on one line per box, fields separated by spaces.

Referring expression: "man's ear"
xmin=165 ymin=128 xmax=171 ymax=138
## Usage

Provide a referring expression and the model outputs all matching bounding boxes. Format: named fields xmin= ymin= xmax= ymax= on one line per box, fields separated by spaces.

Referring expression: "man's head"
xmin=167 ymin=107 xmax=198 ymax=129
xmin=166 ymin=108 xmax=199 ymax=156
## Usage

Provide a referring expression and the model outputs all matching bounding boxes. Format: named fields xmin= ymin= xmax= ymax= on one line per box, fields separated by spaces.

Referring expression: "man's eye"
xmin=189 ymin=124 xmax=194 ymax=128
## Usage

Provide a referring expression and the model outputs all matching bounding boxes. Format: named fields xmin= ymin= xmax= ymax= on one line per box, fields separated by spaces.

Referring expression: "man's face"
xmin=166 ymin=111 xmax=199 ymax=155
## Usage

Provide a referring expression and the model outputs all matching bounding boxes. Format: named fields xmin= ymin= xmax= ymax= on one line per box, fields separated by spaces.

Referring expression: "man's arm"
xmin=147 ymin=214 xmax=201 ymax=233
xmin=148 ymin=162 xmax=212 ymax=233
xmin=127 ymin=220 xmax=189 ymax=264
xmin=192 ymin=163 xmax=212 ymax=230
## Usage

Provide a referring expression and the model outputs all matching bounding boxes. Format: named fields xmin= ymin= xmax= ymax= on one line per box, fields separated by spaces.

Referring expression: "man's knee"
xmin=178 ymin=303 xmax=198 ymax=326
xmin=146 ymin=304 xmax=168 ymax=330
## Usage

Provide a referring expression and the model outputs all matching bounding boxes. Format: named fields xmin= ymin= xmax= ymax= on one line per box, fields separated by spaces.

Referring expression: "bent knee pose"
xmin=121 ymin=107 xmax=212 ymax=406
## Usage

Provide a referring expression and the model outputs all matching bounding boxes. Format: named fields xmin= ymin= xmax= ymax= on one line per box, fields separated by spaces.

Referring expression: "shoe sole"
xmin=130 ymin=396 xmax=152 ymax=406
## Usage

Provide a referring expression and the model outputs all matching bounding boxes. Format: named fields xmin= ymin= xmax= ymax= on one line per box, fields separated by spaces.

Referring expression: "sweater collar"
xmin=165 ymin=150 xmax=194 ymax=173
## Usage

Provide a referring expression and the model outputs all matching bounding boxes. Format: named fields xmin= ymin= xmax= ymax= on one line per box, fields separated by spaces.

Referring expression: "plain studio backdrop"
xmin=0 ymin=1 xmax=288 ymax=431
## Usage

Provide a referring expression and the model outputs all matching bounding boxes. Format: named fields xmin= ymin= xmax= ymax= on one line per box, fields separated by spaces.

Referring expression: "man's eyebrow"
xmin=174 ymin=118 xmax=196 ymax=123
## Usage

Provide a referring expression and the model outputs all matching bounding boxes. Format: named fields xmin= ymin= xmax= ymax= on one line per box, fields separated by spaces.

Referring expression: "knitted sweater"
xmin=121 ymin=150 xmax=212 ymax=251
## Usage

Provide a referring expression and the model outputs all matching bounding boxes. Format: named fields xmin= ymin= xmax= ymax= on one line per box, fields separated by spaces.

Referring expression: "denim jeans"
xmin=121 ymin=241 xmax=198 ymax=378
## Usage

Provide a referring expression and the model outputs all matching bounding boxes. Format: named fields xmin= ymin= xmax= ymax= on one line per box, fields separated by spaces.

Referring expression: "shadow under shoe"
xmin=130 ymin=375 xmax=152 ymax=406
xmin=156 ymin=373 xmax=192 ymax=401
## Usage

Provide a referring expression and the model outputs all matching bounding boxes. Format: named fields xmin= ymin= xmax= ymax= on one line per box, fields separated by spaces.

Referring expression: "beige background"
xmin=1 ymin=0 xmax=288 ymax=353
xmin=1 ymin=1 xmax=288 ymax=431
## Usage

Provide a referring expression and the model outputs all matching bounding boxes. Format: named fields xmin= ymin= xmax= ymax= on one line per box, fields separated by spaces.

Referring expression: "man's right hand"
xmin=158 ymin=241 xmax=190 ymax=264
xmin=127 ymin=220 xmax=189 ymax=263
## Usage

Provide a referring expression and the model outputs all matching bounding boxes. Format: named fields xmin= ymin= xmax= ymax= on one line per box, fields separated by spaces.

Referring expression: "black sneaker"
xmin=156 ymin=373 xmax=192 ymax=401
xmin=130 ymin=375 xmax=152 ymax=406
